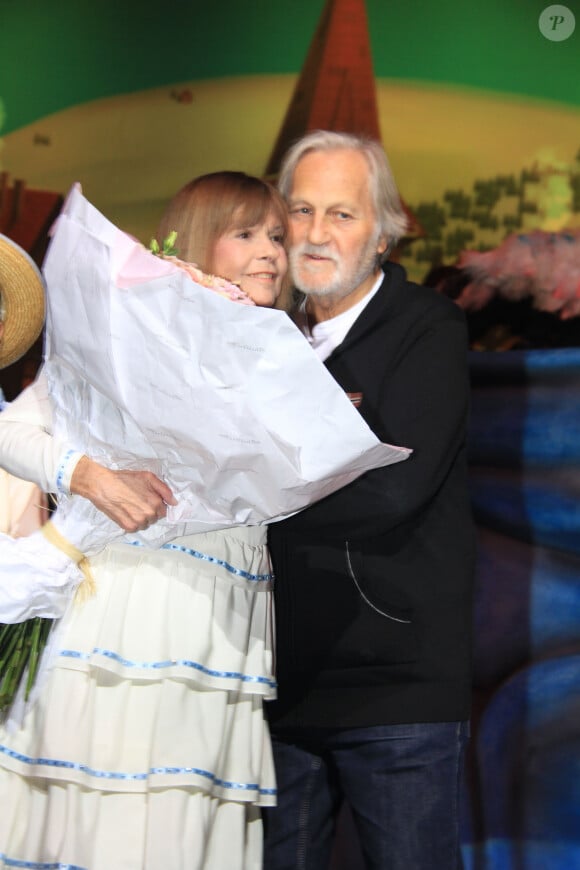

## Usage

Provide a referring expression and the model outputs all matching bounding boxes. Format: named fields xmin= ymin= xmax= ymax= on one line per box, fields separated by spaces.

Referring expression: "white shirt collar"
xmin=296 ymin=272 xmax=384 ymax=361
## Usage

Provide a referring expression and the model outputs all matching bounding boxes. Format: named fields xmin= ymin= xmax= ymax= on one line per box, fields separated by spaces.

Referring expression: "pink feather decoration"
xmin=457 ymin=230 xmax=580 ymax=319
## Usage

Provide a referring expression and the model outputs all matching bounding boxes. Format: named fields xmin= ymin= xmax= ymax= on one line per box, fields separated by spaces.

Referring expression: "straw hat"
xmin=0 ymin=234 xmax=45 ymax=369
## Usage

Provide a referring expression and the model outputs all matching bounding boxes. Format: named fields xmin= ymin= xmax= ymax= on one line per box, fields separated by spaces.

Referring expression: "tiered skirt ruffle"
xmin=0 ymin=526 xmax=275 ymax=870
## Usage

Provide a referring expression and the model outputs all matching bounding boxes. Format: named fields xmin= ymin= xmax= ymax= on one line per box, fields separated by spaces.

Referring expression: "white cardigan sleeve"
xmin=0 ymin=371 xmax=86 ymax=622
xmin=0 ymin=369 xmax=83 ymax=494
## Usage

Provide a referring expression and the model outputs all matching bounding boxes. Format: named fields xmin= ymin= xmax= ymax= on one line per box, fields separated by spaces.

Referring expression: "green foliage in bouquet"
xmin=149 ymin=231 xmax=178 ymax=258
xmin=0 ymin=617 xmax=53 ymax=716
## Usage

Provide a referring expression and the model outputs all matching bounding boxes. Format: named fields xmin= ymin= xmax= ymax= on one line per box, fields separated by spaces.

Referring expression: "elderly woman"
xmin=0 ymin=174 xmax=288 ymax=870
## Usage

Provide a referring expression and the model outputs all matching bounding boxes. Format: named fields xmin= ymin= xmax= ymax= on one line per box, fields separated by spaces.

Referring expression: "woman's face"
xmin=212 ymin=209 xmax=287 ymax=307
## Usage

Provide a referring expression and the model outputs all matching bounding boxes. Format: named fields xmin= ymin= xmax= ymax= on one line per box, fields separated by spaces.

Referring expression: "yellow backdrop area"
xmin=3 ymin=76 xmax=579 ymax=279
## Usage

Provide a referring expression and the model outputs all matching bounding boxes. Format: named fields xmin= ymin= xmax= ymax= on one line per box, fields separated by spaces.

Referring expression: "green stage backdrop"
xmin=1 ymin=0 xmax=579 ymax=280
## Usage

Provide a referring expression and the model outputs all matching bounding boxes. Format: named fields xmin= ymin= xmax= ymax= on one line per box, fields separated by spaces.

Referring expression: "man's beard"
xmin=289 ymin=233 xmax=381 ymax=300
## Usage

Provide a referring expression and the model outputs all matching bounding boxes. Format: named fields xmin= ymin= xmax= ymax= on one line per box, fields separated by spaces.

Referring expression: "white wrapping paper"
xmin=0 ymin=515 xmax=83 ymax=623
xmin=40 ymin=184 xmax=410 ymax=554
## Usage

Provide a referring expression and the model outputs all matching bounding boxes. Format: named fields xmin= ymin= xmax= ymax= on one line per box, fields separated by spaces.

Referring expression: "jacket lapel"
xmin=323 ymin=264 xmax=404 ymax=364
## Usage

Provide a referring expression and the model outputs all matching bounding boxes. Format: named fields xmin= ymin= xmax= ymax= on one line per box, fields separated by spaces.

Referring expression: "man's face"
xmin=287 ymin=148 xmax=387 ymax=302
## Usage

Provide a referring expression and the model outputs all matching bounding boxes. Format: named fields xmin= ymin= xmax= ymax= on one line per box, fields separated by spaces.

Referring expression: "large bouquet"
xmin=0 ymin=234 xmax=257 ymax=713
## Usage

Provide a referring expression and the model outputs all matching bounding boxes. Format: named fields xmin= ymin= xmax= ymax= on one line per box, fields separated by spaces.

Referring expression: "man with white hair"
xmin=264 ymin=131 xmax=475 ymax=870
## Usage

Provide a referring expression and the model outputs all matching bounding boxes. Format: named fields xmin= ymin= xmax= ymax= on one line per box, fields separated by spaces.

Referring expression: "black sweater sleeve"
xmin=273 ymin=301 xmax=471 ymax=541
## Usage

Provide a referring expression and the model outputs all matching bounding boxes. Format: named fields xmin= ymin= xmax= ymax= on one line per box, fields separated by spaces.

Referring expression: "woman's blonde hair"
xmin=156 ymin=171 xmax=289 ymax=274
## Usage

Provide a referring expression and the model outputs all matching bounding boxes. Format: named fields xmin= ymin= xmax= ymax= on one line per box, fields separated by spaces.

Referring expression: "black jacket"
xmin=267 ymin=264 xmax=475 ymax=728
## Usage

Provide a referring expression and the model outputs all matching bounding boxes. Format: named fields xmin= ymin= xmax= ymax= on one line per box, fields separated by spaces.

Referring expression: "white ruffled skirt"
xmin=0 ymin=526 xmax=276 ymax=870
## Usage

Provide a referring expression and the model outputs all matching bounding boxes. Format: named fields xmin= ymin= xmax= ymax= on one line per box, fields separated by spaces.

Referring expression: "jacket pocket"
xmin=337 ymin=541 xmax=418 ymax=666
xmin=345 ymin=541 xmax=412 ymax=624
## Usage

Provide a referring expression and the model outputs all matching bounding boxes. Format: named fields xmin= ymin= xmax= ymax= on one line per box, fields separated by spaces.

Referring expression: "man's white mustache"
xmin=293 ymin=244 xmax=339 ymax=264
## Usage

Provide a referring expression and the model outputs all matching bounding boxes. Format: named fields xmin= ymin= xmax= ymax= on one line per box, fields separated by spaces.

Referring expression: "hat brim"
xmin=0 ymin=234 xmax=46 ymax=369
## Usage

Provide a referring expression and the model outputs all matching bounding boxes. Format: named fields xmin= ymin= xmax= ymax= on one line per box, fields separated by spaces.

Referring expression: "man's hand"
xmin=70 ymin=456 xmax=177 ymax=533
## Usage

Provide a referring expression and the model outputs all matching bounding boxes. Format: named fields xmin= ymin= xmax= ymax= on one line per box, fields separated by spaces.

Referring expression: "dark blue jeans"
xmin=263 ymin=721 xmax=469 ymax=870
